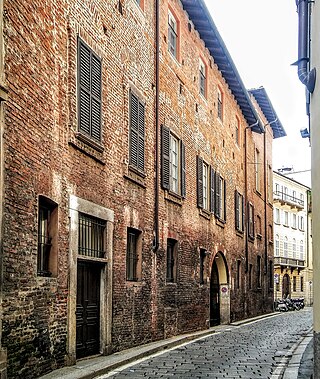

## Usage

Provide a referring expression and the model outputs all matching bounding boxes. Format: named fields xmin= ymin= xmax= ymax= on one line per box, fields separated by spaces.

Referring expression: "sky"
xmin=203 ymin=0 xmax=311 ymax=187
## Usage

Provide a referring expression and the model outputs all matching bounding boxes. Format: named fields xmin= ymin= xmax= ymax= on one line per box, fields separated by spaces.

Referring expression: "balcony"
xmin=273 ymin=191 xmax=304 ymax=210
xmin=274 ymin=256 xmax=305 ymax=269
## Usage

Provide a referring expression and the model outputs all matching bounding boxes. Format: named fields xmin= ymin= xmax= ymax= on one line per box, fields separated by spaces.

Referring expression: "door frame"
xmin=210 ymin=251 xmax=230 ymax=325
xmin=67 ymin=195 xmax=114 ymax=365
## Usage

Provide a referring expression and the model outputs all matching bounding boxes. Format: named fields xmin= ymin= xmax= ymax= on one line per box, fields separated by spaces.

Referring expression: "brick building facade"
xmin=0 ymin=0 xmax=285 ymax=377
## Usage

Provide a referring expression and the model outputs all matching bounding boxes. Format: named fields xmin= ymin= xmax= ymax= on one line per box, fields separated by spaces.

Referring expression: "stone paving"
xmin=98 ymin=308 xmax=312 ymax=379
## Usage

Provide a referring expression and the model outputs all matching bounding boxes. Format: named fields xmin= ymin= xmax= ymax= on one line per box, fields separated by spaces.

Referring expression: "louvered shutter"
xmin=130 ymin=93 xmax=139 ymax=168
xmin=78 ymin=39 xmax=102 ymax=141
xmin=162 ymin=125 xmax=170 ymax=190
xmin=181 ymin=141 xmax=186 ymax=198
xmin=138 ymin=101 xmax=145 ymax=171
xmin=210 ymin=167 xmax=215 ymax=213
xmin=197 ymin=156 xmax=203 ymax=208
xmin=215 ymin=172 xmax=220 ymax=217
xmin=235 ymin=190 xmax=239 ymax=230
xmin=91 ymin=54 xmax=102 ymax=141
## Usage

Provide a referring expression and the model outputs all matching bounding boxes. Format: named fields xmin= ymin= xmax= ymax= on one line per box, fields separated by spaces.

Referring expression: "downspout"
xmin=294 ymin=0 xmax=316 ymax=93
xmin=153 ymin=0 xmax=160 ymax=252
xmin=244 ymin=120 xmax=259 ymax=273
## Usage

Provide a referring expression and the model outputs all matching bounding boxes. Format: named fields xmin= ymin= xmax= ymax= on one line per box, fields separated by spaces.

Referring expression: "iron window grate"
xmin=78 ymin=213 xmax=106 ymax=258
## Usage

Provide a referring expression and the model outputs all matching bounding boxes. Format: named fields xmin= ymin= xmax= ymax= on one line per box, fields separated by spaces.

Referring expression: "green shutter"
xmin=181 ymin=141 xmax=186 ymax=198
xmin=210 ymin=167 xmax=215 ymax=213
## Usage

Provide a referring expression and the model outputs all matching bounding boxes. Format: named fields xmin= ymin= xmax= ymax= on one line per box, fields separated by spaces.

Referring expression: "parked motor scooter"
xmin=275 ymin=299 xmax=288 ymax=312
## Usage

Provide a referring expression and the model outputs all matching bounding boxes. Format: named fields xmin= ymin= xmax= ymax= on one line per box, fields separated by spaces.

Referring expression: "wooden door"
xmin=76 ymin=262 xmax=101 ymax=359
xmin=210 ymin=260 xmax=220 ymax=326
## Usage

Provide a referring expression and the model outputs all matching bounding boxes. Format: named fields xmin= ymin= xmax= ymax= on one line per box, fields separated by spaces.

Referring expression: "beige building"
xmin=273 ymin=171 xmax=313 ymax=305
xmin=294 ymin=0 xmax=319 ymax=373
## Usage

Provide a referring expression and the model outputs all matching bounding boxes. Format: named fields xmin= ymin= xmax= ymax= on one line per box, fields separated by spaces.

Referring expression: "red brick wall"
xmin=2 ymin=0 xmax=274 ymax=377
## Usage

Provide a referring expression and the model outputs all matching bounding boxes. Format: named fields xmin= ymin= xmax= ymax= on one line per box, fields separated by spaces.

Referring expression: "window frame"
xmin=199 ymin=58 xmax=207 ymax=98
xmin=168 ymin=9 xmax=179 ymax=60
xmin=166 ymin=238 xmax=178 ymax=283
xmin=215 ymin=174 xmax=226 ymax=222
xmin=162 ymin=125 xmax=186 ymax=197
xmin=235 ymin=190 xmax=244 ymax=232
xmin=275 ymin=234 xmax=280 ymax=256
xmin=248 ymin=203 xmax=255 ymax=239
xmin=255 ymin=148 xmax=261 ymax=193
xmin=217 ymin=87 xmax=223 ymax=121
xmin=126 ymin=227 xmax=142 ymax=282
xmin=37 ymin=197 xmax=58 ymax=277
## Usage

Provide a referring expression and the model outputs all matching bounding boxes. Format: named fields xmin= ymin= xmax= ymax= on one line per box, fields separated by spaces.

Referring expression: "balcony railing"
xmin=274 ymin=256 xmax=305 ymax=268
xmin=273 ymin=191 xmax=304 ymax=209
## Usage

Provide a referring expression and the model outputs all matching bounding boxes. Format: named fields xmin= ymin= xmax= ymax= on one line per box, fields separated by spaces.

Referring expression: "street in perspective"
xmin=96 ymin=308 xmax=312 ymax=379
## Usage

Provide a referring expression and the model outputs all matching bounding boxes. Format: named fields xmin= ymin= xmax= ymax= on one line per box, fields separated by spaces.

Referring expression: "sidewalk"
xmin=39 ymin=312 xmax=311 ymax=379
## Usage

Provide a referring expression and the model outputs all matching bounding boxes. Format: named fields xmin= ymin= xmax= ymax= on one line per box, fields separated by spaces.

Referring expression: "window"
xmin=299 ymin=216 xmax=304 ymax=231
xmin=292 ymin=214 xmax=297 ymax=229
xmin=78 ymin=38 xmax=102 ymax=141
xmin=284 ymin=211 xmax=289 ymax=227
xmin=293 ymin=276 xmax=297 ymax=292
xmin=129 ymin=91 xmax=145 ymax=172
xmin=275 ymin=208 xmax=280 ymax=224
xmin=200 ymin=249 xmax=207 ymax=284
xmin=283 ymin=186 xmax=288 ymax=200
xmin=126 ymin=228 xmax=142 ymax=281
xmin=217 ymin=87 xmax=223 ymax=120
xmin=283 ymin=237 xmax=288 ymax=257
xmin=37 ymin=197 xmax=58 ymax=277
xmin=215 ymin=174 xmax=226 ymax=222
xmin=166 ymin=239 xmax=177 ymax=283
xmin=293 ymin=190 xmax=296 ymax=200
xmin=300 ymin=240 xmax=304 ymax=260
xmin=275 ymin=183 xmax=280 ymax=195
xmin=235 ymin=116 xmax=240 ymax=146
xmin=275 ymin=234 xmax=280 ymax=256
xmin=168 ymin=10 xmax=178 ymax=59
xmin=255 ymin=149 xmax=261 ymax=193
xmin=235 ymin=191 xmax=244 ymax=232
xmin=301 ymin=276 xmax=304 ymax=292
xmin=256 ymin=215 xmax=262 ymax=237
xmin=199 ymin=59 xmax=206 ymax=97
xmin=249 ymin=264 xmax=253 ymax=289
xmin=79 ymin=213 xmax=106 ymax=258
xmin=197 ymin=156 xmax=214 ymax=213
xmin=236 ymin=260 xmax=241 ymax=289
xmin=162 ymin=126 xmax=185 ymax=196
xmin=292 ymin=238 xmax=297 ymax=258
xmin=257 ymin=256 xmax=262 ymax=288
xmin=248 ymin=203 xmax=255 ymax=239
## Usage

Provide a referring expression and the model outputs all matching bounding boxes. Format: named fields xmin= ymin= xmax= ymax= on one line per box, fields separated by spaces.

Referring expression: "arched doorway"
xmin=210 ymin=252 xmax=229 ymax=326
xmin=282 ymin=274 xmax=291 ymax=298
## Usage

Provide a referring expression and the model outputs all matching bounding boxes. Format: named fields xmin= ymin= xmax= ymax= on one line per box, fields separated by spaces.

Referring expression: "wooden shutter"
xmin=197 ymin=156 xmax=203 ymax=208
xmin=130 ymin=92 xmax=139 ymax=168
xmin=162 ymin=125 xmax=170 ymax=190
xmin=235 ymin=190 xmax=239 ymax=230
xmin=210 ymin=167 xmax=215 ymax=213
xmin=78 ymin=38 xmax=101 ymax=141
xmin=215 ymin=172 xmax=220 ymax=217
xmin=181 ymin=141 xmax=186 ymax=198
xmin=138 ymin=101 xmax=145 ymax=171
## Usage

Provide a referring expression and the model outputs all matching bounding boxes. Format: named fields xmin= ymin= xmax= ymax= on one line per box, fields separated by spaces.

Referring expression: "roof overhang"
xmin=249 ymin=87 xmax=287 ymax=139
xmin=180 ymin=0 xmax=264 ymax=133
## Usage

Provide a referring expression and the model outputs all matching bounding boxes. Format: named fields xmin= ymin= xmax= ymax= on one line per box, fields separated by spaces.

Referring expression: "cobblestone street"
xmin=97 ymin=308 xmax=312 ymax=379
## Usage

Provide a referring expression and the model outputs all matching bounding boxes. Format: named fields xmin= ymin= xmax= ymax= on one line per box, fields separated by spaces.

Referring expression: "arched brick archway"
xmin=210 ymin=252 xmax=230 ymax=326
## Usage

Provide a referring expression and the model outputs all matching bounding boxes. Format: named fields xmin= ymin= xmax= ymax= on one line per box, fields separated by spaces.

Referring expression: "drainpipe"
xmin=153 ymin=0 xmax=160 ymax=252
xmin=244 ymin=120 xmax=259 ymax=273
xmin=293 ymin=0 xmax=316 ymax=93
